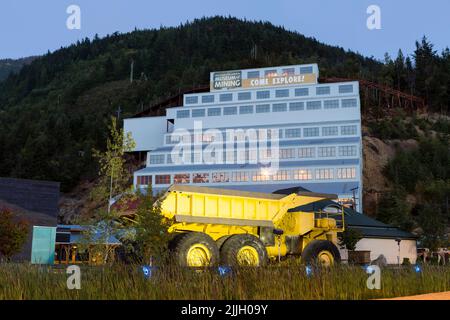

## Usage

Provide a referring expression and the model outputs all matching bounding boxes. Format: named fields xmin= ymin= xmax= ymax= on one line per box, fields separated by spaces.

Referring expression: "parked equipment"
xmin=160 ymin=185 xmax=344 ymax=267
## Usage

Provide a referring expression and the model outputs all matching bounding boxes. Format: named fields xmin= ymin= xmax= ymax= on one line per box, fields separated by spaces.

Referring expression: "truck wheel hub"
xmin=187 ymin=244 xmax=211 ymax=267
xmin=237 ymin=246 xmax=260 ymax=266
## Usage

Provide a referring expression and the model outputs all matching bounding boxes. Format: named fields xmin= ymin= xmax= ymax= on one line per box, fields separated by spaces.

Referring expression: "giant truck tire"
xmin=301 ymin=240 xmax=341 ymax=267
xmin=173 ymin=232 xmax=220 ymax=267
xmin=220 ymin=234 xmax=268 ymax=267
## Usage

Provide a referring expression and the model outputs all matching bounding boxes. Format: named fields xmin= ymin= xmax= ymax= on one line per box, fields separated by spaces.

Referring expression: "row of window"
xmin=136 ymin=167 xmax=358 ymax=186
xmin=184 ymin=84 xmax=355 ymax=105
xmin=149 ymin=145 xmax=359 ymax=165
xmin=165 ymin=125 xmax=358 ymax=145
xmin=177 ymin=98 xmax=358 ymax=119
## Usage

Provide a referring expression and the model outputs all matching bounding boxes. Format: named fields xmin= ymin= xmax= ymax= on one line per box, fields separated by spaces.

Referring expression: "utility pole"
xmin=130 ymin=59 xmax=134 ymax=83
xmin=116 ymin=106 xmax=122 ymax=120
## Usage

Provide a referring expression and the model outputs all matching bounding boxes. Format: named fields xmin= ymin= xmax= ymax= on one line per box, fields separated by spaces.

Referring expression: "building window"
xmin=282 ymin=68 xmax=295 ymax=75
xmin=318 ymin=147 xmax=336 ymax=157
xmin=285 ymin=128 xmax=302 ymax=138
xmin=247 ymin=71 xmax=260 ymax=79
xmin=342 ymin=98 xmax=357 ymax=108
xmin=193 ymin=173 xmax=209 ymax=183
xmin=212 ymin=172 xmax=230 ymax=183
xmin=322 ymin=126 xmax=339 ymax=136
xmin=256 ymin=91 xmax=270 ymax=99
xmin=265 ymin=69 xmax=277 ymax=77
xmin=185 ymin=96 xmax=198 ymax=104
xmin=256 ymin=104 xmax=270 ymax=113
xmin=304 ymin=127 xmax=320 ymax=137
xmin=149 ymin=154 xmax=165 ymax=164
xmin=294 ymin=88 xmax=309 ymax=96
xmin=202 ymin=95 xmax=214 ymax=103
xmin=339 ymin=84 xmax=353 ymax=93
xmin=232 ymin=171 xmax=248 ymax=182
xmin=341 ymin=125 xmax=357 ymax=135
xmin=155 ymin=174 xmax=171 ymax=184
xmin=300 ymin=66 xmax=313 ymax=74
xmin=238 ymin=92 xmax=251 ymax=101
xmin=336 ymin=167 xmax=357 ymax=179
xmin=137 ymin=175 xmax=152 ymax=186
xmin=306 ymin=101 xmax=321 ymax=110
xmin=252 ymin=171 xmax=271 ymax=181
xmin=223 ymin=106 xmax=237 ymax=115
xmin=272 ymin=103 xmax=287 ymax=112
xmin=174 ymin=173 xmax=190 ymax=184
xmin=220 ymin=93 xmax=233 ymax=102
xmin=208 ymin=108 xmax=221 ymax=116
xmin=273 ymin=170 xmax=289 ymax=181
xmin=316 ymin=168 xmax=334 ymax=180
xmin=298 ymin=147 xmax=315 ymax=158
xmin=324 ymin=99 xmax=339 ymax=109
xmin=289 ymin=102 xmax=304 ymax=111
xmin=239 ymin=105 xmax=253 ymax=114
xmin=279 ymin=148 xmax=296 ymax=159
xmin=339 ymin=146 xmax=357 ymax=157
xmin=293 ymin=169 xmax=312 ymax=180
xmin=275 ymin=89 xmax=289 ymax=98
xmin=176 ymin=110 xmax=190 ymax=118
xmin=316 ymin=86 xmax=330 ymax=95
xmin=192 ymin=109 xmax=205 ymax=117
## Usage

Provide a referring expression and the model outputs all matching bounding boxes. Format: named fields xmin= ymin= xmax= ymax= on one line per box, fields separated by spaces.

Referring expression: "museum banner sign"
xmin=211 ymin=71 xmax=316 ymax=91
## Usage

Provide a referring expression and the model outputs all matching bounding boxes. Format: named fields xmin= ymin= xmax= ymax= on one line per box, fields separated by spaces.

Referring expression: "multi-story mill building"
xmin=124 ymin=64 xmax=363 ymax=211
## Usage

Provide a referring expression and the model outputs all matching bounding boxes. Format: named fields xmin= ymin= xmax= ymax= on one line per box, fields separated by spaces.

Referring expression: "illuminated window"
xmin=252 ymin=171 xmax=271 ymax=181
xmin=155 ymin=175 xmax=171 ymax=184
xmin=193 ymin=173 xmax=209 ymax=183
xmin=174 ymin=174 xmax=190 ymax=184
xmin=316 ymin=169 xmax=334 ymax=180
xmin=298 ymin=147 xmax=315 ymax=158
xmin=212 ymin=172 xmax=230 ymax=183
xmin=336 ymin=167 xmax=356 ymax=179
xmin=265 ymin=69 xmax=277 ymax=77
xmin=293 ymin=169 xmax=312 ymax=180
xmin=137 ymin=175 xmax=152 ymax=186
xmin=232 ymin=171 xmax=248 ymax=182
xmin=272 ymin=170 xmax=289 ymax=181
xmin=282 ymin=68 xmax=295 ymax=75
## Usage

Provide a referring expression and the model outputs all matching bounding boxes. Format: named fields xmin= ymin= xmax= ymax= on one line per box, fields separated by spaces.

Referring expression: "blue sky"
xmin=0 ymin=0 xmax=448 ymax=60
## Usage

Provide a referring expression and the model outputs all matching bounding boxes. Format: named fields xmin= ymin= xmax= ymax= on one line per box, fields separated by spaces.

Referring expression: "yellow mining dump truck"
xmin=160 ymin=185 xmax=344 ymax=267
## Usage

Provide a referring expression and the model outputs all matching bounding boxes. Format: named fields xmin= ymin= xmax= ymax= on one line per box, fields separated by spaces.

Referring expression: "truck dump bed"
xmin=161 ymin=185 xmax=336 ymax=227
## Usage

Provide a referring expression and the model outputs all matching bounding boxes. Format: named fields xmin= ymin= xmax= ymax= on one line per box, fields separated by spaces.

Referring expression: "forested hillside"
xmin=0 ymin=57 xmax=36 ymax=81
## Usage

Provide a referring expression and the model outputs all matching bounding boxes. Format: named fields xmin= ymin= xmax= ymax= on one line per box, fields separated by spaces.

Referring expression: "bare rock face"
xmin=370 ymin=254 xmax=388 ymax=268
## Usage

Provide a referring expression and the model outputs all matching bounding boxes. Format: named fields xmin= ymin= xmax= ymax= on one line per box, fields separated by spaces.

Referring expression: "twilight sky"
xmin=0 ymin=0 xmax=448 ymax=60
